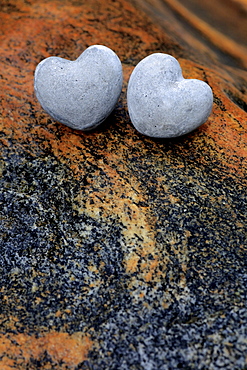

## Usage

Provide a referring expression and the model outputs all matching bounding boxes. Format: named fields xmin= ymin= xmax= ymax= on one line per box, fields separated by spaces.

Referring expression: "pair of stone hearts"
xmin=34 ymin=45 xmax=213 ymax=138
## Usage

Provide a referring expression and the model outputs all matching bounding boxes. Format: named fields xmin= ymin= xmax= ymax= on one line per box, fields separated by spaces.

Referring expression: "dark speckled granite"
xmin=0 ymin=0 xmax=247 ymax=369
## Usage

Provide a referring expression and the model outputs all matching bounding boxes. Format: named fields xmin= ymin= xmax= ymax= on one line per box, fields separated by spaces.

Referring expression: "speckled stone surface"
xmin=0 ymin=0 xmax=247 ymax=369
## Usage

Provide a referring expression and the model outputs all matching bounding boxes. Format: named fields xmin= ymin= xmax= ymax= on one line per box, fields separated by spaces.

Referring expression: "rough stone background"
xmin=0 ymin=0 xmax=247 ymax=369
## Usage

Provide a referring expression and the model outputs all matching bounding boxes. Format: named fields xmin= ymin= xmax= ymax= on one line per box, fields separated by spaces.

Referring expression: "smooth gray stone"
xmin=34 ymin=45 xmax=123 ymax=130
xmin=127 ymin=53 xmax=213 ymax=138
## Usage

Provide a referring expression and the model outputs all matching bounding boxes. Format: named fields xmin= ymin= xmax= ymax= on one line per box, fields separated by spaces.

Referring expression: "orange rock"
xmin=0 ymin=332 xmax=92 ymax=369
xmin=0 ymin=0 xmax=246 ymax=368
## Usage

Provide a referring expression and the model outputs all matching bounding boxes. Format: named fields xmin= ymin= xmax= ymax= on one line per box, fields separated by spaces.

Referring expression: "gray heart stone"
xmin=34 ymin=45 xmax=123 ymax=130
xmin=127 ymin=53 xmax=213 ymax=138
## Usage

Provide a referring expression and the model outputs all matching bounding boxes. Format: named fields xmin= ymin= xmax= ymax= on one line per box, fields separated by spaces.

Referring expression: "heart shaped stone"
xmin=127 ymin=53 xmax=213 ymax=138
xmin=34 ymin=45 xmax=123 ymax=130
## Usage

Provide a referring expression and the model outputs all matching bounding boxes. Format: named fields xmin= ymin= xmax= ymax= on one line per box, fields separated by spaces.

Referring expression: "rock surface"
xmin=127 ymin=53 xmax=213 ymax=137
xmin=0 ymin=0 xmax=247 ymax=369
xmin=34 ymin=45 xmax=123 ymax=130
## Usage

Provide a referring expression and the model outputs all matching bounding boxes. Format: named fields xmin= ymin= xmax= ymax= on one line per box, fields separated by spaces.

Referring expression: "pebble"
xmin=127 ymin=53 xmax=213 ymax=138
xmin=34 ymin=45 xmax=123 ymax=130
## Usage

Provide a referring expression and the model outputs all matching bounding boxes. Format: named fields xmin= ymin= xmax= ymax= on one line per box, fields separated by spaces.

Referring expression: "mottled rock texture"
xmin=0 ymin=0 xmax=247 ymax=369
